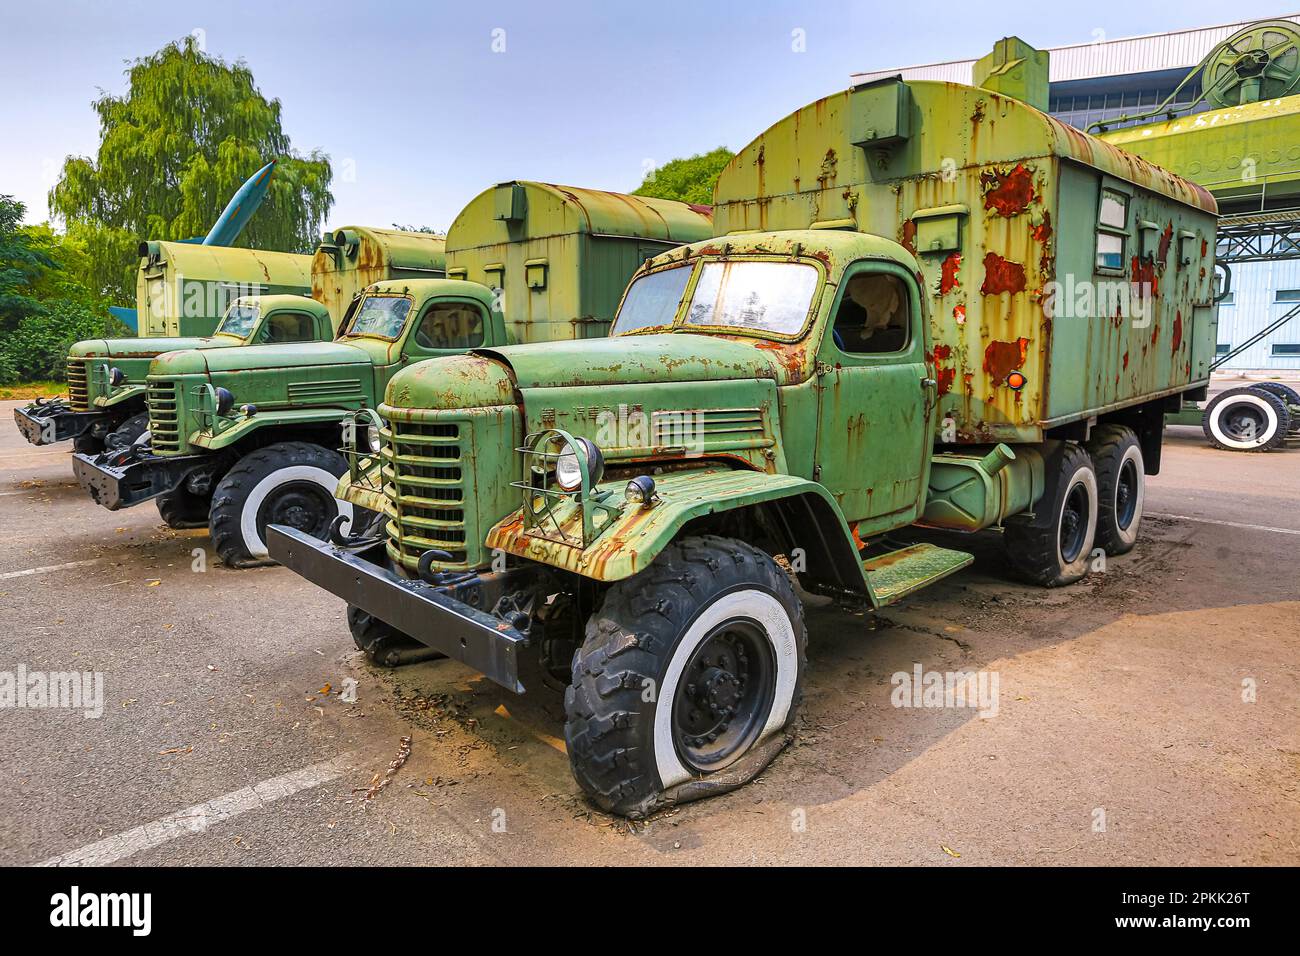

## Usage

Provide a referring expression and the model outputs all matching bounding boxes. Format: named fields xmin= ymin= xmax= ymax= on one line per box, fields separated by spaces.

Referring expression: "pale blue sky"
xmin=0 ymin=0 xmax=1288 ymax=237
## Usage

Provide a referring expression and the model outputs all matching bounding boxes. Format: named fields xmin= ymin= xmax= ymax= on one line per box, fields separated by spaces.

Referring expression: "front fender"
xmin=192 ymin=408 xmax=348 ymax=451
xmin=485 ymin=467 xmax=866 ymax=588
xmin=95 ymin=384 xmax=147 ymax=409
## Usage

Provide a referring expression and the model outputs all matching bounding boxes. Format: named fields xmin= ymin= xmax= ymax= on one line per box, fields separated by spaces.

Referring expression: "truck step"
xmin=863 ymin=543 xmax=973 ymax=607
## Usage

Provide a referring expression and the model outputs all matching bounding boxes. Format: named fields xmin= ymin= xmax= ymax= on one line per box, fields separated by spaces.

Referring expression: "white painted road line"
xmin=0 ymin=558 xmax=104 ymax=581
xmin=1150 ymin=513 xmax=1300 ymax=537
xmin=37 ymin=753 xmax=355 ymax=867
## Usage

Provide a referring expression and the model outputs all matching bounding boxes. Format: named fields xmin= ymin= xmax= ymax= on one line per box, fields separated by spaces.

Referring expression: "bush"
xmin=0 ymin=301 xmax=128 ymax=383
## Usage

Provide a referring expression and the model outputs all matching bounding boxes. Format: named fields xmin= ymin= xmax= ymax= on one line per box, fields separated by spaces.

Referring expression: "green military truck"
xmin=15 ymin=243 xmax=313 ymax=454
xmin=72 ymin=186 xmax=713 ymax=567
xmin=15 ymin=228 xmax=444 ymax=454
xmin=269 ymin=77 xmax=1219 ymax=817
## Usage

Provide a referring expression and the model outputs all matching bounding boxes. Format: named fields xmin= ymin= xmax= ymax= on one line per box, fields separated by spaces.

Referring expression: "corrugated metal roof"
xmin=851 ymin=14 xmax=1300 ymax=86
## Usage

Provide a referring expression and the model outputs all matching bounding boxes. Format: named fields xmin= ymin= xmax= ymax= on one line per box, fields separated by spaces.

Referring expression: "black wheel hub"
xmin=1224 ymin=406 xmax=1266 ymax=442
xmin=1059 ymin=482 xmax=1091 ymax=564
xmin=672 ymin=618 xmax=776 ymax=773
xmin=256 ymin=481 xmax=336 ymax=541
xmin=1116 ymin=459 xmax=1138 ymax=530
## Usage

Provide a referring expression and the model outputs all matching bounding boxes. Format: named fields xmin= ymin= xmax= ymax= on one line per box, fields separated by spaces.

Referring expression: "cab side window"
xmin=830 ymin=273 xmax=910 ymax=354
xmin=414 ymin=302 xmax=486 ymax=350
xmin=260 ymin=311 xmax=316 ymax=344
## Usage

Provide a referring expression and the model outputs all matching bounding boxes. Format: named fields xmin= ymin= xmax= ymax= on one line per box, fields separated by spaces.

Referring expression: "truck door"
xmin=813 ymin=262 xmax=933 ymax=535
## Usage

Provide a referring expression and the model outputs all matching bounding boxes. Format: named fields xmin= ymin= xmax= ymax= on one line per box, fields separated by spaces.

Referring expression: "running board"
xmin=863 ymin=543 xmax=973 ymax=607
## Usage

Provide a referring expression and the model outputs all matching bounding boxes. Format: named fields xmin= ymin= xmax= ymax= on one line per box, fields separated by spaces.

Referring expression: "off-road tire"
xmin=210 ymin=441 xmax=351 ymax=567
xmin=104 ymin=412 xmax=149 ymax=451
xmin=346 ymin=605 xmax=447 ymax=667
xmin=1086 ymin=424 xmax=1144 ymax=556
xmin=1004 ymin=443 xmax=1099 ymax=587
xmin=565 ymin=535 xmax=807 ymax=818
xmin=72 ymin=433 xmax=103 ymax=455
xmin=156 ymin=486 xmax=212 ymax=529
xmin=1202 ymin=387 xmax=1290 ymax=452
xmin=1249 ymin=382 xmax=1300 ymax=413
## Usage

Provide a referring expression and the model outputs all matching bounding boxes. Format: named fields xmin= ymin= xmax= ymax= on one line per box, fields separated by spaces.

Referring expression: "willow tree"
xmin=632 ymin=147 xmax=734 ymax=206
xmin=50 ymin=36 xmax=333 ymax=303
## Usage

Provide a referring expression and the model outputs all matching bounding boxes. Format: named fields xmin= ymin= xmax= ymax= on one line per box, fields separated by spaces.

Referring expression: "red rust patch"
xmin=1171 ymin=311 xmax=1183 ymax=353
xmin=953 ymin=304 xmax=967 ymax=324
xmin=936 ymin=365 xmax=956 ymax=396
xmin=939 ymin=253 xmax=962 ymax=294
xmin=1157 ymin=222 xmax=1174 ymax=265
xmin=900 ymin=219 xmax=917 ymax=256
xmin=1122 ymin=350 xmax=1130 ymax=370
xmin=1131 ymin=255 xmax=1159 ymax=297
xmin=933 ymin=343 xmax=952 ymax=360
xmin=980 ymin=252 xmax=1026 ymax=295
xmin=980 ymin=163 xmax=1036 ymax=217
xmin=983 ymin=337 xmax=1030 ymax=382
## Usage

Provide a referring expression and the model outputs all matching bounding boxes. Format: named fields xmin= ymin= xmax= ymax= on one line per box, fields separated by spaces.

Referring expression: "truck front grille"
xmin=382 ymin=419 xmax=467 ymax=568
xmin=146 ymin=381 xmax=181 ymax=453
xmin=66 ymin=361 xmax=89 ymax=411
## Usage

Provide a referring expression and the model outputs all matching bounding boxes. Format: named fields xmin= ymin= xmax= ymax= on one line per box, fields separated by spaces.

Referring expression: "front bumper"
xmin=14 ymin=402 xmax=106 ymax=446
xmin=266 ymin=525 xmax=530 ymax=693
xmin=72 ymin=448 xmax=206 ymax=510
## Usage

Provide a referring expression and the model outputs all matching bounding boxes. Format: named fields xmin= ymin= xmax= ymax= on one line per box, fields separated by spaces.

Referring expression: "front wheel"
xmin=156 ymin=485 xmax=211 ymax=529
xmin=1202 ymin=387 xmax=1291 ymax=452
xmin=103 ymin=412 xmax=149 ymax=451
xmin=565 ymin=535 xmax=806 ymax=818
xmin=210 ymin=441 xmax=352 ymax=567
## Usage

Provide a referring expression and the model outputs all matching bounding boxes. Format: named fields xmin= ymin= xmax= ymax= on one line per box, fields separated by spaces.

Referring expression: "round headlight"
xmin=555 ymin=437 xmax=603 ymax=492
xmin=214 ymin=387 xmax=235 ymax=416
xmin=367 ymin=423 xmax=382 ymax=453
xmin=108 ymin=366 xmax=125 ymax=387
xmin=625 ymin=475 xmax=656 ymax=505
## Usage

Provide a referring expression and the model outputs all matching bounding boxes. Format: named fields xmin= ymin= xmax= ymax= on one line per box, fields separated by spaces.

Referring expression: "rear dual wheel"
xmin=1005 ymin=443 xmax=1099 ymax=587
xmin=1086 ymin=425 xmax=1144 ymax=556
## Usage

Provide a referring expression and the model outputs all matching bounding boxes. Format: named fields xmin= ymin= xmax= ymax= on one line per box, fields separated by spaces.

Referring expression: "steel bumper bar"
xmin=72 ymin=449 xmax=204 ymax=510
xmin=266 ymin=524 xmax=530 ymax=693
xmin=14 ymin=404 xmax=105 ymax=445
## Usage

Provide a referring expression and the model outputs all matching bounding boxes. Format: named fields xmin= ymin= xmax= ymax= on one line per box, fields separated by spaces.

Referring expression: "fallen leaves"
xmin=159 ymin=745 xmax=192 ymax=756
xmin=941 ymin=844 xmax=961 ymax=858
xmin=361 ymin=735 xmax=412 ymax=801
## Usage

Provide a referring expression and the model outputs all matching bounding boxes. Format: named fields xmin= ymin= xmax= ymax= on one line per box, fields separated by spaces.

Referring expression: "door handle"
xmin=921 ymin=377 xmax=937 ymax=390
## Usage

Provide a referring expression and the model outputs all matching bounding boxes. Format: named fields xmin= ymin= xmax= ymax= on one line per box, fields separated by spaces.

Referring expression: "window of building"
xmin=1271 ymin=343 xmax=1300 ymax=356
xmin=1219 ymin=292 xmax=1235 ymax=305
xmin=1215 ymin=343 xmax=1231 ymax=356
xmin=1275 ymin=290 xmax=1300 ymax=302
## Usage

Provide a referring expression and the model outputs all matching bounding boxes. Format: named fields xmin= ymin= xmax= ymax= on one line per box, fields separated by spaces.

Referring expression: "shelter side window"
xmin=413 ymin=301 xmax=486 ymax=351
xmin=260 ymin=311 xmax=317 ymax=344
xmin=1095 ymin=188 xmax=1129 ymax=274
xmin=830 ymin=273 xmax=910 ymax=354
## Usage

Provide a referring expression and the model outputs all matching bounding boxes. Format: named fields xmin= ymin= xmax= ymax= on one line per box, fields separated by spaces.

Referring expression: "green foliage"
xmin=0 ymin=195 xmax=122 ymax=386
xmin=49 ymin=36 xmax=333 ymax=303
xmin=632 ymin=147 xmax=734 ymax=206
xmin=0 ymin=301 xmax=128 ymax=386
xmin=0 ymin=195 xmax=54 ymax=331
xmin=391 ymin=224 xmax=445 ymax=235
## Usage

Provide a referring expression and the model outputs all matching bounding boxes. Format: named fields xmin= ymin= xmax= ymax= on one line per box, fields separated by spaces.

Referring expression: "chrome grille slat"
xmin=146 ymin=381 xmax=181 ymax=453
xmin=65 ymin=361 xmax=89 ymax=411
xmin=384 ymin=418 xmax=468 ymax=565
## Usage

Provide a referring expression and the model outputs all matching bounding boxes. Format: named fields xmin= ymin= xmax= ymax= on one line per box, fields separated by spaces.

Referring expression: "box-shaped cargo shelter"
xmin=445 ymin=181 xmax=714 ymax=342
xmin=712 ymin=78 xmax=1220 ymax=443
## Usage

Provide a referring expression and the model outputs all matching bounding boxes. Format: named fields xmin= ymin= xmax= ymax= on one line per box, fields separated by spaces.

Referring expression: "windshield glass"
xmin=612 ymin=265 xmax=692 ymax=335
xmin=344 ymin=295 xmax=413 ymax=339
xmin=215 ymin=304 xmax=260 ymax=339
xmin=684 ymin=261 xmax=819 ymax=336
